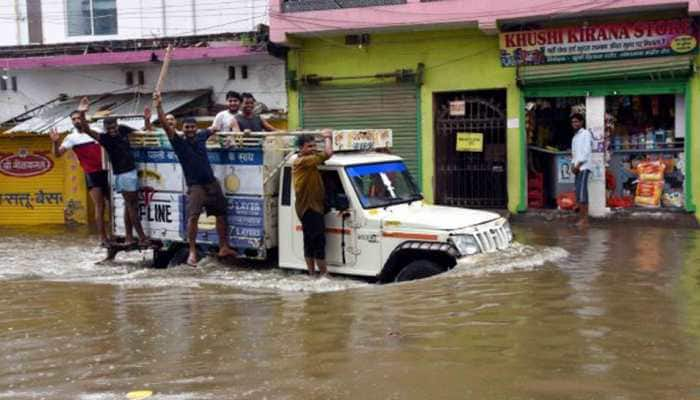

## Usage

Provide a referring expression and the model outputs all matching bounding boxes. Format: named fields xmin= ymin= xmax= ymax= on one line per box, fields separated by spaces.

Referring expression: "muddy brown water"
xmin=1 ymin=223 xmax=700 ymax=399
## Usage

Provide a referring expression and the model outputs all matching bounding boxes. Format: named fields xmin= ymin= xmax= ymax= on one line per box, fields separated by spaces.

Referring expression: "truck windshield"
xmin=346 ymin=162 xmax=423 ymax=208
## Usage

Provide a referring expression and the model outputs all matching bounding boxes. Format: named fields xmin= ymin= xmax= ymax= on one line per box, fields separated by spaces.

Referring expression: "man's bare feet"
xmin=186 ymin=253 xmax=198 ymax=267
xmin=217 ymin=246 xmax=237 ymax=258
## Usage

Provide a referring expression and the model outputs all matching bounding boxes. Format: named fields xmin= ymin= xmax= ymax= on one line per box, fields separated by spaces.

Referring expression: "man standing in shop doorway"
xmin=571 ymin=113 xmax=592 ymax=228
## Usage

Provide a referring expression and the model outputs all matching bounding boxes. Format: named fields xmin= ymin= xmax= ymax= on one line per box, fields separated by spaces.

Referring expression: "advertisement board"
xmin=500 ymin=19 xmax=697 ymax=66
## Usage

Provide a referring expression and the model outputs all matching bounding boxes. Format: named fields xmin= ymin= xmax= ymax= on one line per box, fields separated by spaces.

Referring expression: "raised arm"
xmin=77 ymin=97 xmax=100 ymax=140
xmin=49 ymin=128 xmax=67 ymax=157
xmin=143 ymin=106 xmax=153 ymax=132
xmin=153 ymin=92 xmax=176 ymax=139
xmin=322 ymin=128 xmax=333 ymax=158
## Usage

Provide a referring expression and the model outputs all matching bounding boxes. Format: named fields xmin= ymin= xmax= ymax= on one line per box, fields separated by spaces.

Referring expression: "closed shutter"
xmin=301 ymin=84 xmax=420 ymax=180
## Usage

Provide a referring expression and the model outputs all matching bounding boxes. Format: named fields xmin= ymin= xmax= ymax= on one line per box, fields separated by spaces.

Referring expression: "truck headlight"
xmin=450 ymin=234 xmax=480 ymax=256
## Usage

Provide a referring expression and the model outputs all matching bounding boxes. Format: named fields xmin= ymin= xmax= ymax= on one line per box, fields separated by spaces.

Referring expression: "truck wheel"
xmin=395 ymin=260 xmax=443 ymax=282
xmin=152 ymin=249 xmax=173 ymax=269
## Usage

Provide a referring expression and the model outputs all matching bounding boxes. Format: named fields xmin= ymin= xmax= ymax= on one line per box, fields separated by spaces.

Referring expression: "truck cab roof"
xmin=287 ymin=151 xmax=402 ymax=167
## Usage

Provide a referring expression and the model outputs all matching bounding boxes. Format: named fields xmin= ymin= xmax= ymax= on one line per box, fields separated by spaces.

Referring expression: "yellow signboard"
xmin=456 ymin=132 xmax=483 ymax=152
xmin=0 ymin=134 xmax=88 ymax=225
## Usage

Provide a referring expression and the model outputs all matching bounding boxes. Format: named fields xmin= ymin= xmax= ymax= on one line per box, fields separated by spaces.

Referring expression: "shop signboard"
xmin=332 ymin=129 xmax=393 ymax=152
xmin=449 ymin=101 xmax=466 ymax=116
xmin=456 ymin=132 xmax=483 ymax=152
xmin=500 ymin=19 xmax=696 ymax=66
xmin=0 ymin=149 xmax=54 ymax=178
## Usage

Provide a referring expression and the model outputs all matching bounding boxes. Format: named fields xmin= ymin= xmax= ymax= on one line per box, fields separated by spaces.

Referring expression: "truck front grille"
xmin=473 ymin=225 xmax=510 ymax=253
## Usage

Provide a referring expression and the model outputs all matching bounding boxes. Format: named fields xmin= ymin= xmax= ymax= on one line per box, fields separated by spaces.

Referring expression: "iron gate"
xmin=435 ymin=91 xmax=507 ymax=208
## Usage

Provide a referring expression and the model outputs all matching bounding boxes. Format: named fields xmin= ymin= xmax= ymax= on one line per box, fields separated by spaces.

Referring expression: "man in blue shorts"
xmin=79 ymin=97 xmax=149 ymax=246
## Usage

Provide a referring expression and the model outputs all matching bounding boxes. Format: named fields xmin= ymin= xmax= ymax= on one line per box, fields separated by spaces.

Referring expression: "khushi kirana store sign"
xmin=500 ymin=19 xmax=697 ymax=66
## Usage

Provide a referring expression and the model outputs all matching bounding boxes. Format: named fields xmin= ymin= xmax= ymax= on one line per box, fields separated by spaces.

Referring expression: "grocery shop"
xmin=501 ymin=18 xmax=696 ymax=214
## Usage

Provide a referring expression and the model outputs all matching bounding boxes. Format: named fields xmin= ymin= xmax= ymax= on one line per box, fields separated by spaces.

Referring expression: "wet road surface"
xmin=1 ymin=222 xmax=700 ymax=399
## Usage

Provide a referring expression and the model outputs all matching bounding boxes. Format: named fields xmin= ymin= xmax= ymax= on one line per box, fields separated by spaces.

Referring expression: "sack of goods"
xmin=634 ymin=160 xmax=666 ymax=208
xmin=636 ymin=160 xmax=666 ymax=181
xmin=635 ymin=181 xmax=664 ymax=207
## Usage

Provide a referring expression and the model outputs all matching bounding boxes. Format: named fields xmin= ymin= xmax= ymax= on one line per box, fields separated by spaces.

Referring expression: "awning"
xmin=5 ymin=90 xmax=211 ymax=134
xmin=517 ymin=56 xmax=694 ymax=86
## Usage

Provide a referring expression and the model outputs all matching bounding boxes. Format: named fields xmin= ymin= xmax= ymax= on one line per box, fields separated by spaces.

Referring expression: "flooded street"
xmin=2 ymin=223 xmax=700 ymax=399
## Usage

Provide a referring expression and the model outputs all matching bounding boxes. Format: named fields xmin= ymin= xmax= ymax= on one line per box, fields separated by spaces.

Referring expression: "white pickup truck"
xmin=110 ymin=130 xmax=512 ymax=282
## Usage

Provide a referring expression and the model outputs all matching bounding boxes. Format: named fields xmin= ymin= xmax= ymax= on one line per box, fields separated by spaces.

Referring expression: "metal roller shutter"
xmin=518 ymin=55 xmax=693 ymax=85
xmin=301 ymin=84 xmax=420 ymax=180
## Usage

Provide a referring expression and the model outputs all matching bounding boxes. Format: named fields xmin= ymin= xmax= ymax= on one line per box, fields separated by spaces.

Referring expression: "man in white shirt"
xmin=49 ymin=99 xmax=111 ymax=246
xmin=212 ymin=91 xmax=242 ymax=132
xmin=570 ymin=113 xmax=592 ymax=228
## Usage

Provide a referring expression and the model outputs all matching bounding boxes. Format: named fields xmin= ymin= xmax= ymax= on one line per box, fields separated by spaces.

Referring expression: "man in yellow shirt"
xmin=293 ymin=129 xmax=333 ymax=276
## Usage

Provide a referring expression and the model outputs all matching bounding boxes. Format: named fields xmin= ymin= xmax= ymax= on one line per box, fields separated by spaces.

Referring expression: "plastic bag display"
xmin=662 ymin=191 xmax=683 ymax=208
xmin=635 ymin=181 xmax=664 ymax=207
xmin=636 ymin=161 xmax=666 ymax=181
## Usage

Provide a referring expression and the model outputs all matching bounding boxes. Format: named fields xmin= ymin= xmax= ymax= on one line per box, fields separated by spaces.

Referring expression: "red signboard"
xmin=499 ymin=19 xmax=697 ymax=66
xmin=0 ymin=150 xmax=54 ymax=178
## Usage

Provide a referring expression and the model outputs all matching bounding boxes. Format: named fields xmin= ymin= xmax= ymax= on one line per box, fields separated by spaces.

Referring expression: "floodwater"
xmin=2 ymin=222 xmax=700 ymax=399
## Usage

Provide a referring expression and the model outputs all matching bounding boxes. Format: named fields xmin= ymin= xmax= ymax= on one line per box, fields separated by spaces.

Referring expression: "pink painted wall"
xmin=0 ymin=45 xmax=262 ymax=71
xmin=270 ymin=0 xmax=700 ymax=43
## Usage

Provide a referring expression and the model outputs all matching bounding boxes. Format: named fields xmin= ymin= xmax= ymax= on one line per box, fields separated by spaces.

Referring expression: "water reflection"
xmin=2 ymin=223 xmax=700 ymax=398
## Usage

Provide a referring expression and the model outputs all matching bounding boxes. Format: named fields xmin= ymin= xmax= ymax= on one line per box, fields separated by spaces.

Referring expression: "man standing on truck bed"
xmin=153 ymin=92 xmax=237 ymax=266
xmin=77 ymin=97 xmax=150 ymax=247
xmin=211 ymin=91 xmax=242 ymax=132
xmin=49 ymin=98 xmax=110 ymax=247
xmin=235 ymin=92 xmax=278 ymax=132
xmin=294 ymin=130 xmax=333 ymax=276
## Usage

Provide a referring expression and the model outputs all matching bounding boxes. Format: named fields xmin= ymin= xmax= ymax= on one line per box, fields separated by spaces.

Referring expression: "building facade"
xmin=0 ymin=0 xmax=286 ymax=226
xmin=270 ymin=0 xmax=700 ymax=222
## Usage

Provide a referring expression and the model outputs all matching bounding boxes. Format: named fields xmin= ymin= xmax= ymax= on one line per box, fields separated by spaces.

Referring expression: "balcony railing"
xmin=282 ymin=0 xmax=406 ymax=13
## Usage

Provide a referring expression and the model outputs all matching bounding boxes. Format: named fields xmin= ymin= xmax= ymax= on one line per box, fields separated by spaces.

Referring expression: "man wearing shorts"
xmin=154 ymin=92 xmax=236 ymax=266
xmin=293 ymin=130 xmax=333 ymax=276
xmin=49 ymin=99 xmax=110 ymax=246
xmin=78 ymin=96 xmax=149 ymax=247
xmin=571 ymin=113 xmax=593 ymax=228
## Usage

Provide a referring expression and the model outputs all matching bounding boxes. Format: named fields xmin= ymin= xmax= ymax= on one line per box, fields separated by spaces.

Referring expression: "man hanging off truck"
xmin=153 ymin=92 xmax=237 ymax=266
xmin=49 ymin=99 xmax=110 ymax=247
xmin=293 ymin=131 xmax=333 ymax=276
xmin=76 ymin=97 xmax=150 ymax=247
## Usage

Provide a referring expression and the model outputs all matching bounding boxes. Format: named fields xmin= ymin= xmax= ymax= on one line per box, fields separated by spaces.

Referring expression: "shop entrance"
xmin=434 ymin=90 xmax=507 ymax=209
xmin=526 ymin=93 xmax=686 ymax=212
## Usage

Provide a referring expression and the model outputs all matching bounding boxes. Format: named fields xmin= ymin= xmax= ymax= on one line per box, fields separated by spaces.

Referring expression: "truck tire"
xmin=152 ymin=249 xmax=173 ymax=269
xmin=395 ymin=260 xmax=443 ymax=282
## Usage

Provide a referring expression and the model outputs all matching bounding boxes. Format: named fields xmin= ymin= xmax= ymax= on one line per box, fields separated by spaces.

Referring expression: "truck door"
xmin=290 ymin=169 xmax=357 ymax=267
xmin=321 ymin=169 xmax=357 ymax=267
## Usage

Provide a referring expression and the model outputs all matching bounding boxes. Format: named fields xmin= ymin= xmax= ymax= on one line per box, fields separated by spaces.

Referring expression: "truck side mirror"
xmin=335 ymin=193 xmax=350 ymax=211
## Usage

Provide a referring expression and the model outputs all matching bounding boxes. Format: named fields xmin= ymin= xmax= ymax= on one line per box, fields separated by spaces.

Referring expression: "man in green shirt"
xmin=293 ymin=129 xmax=333 ymax=276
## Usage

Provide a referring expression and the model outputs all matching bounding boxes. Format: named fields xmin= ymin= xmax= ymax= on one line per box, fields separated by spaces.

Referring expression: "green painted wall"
xmin=689 ymin=55 xmax=700 ymax=221
xmin=287 ymin=29 xmax=523 ymax=212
